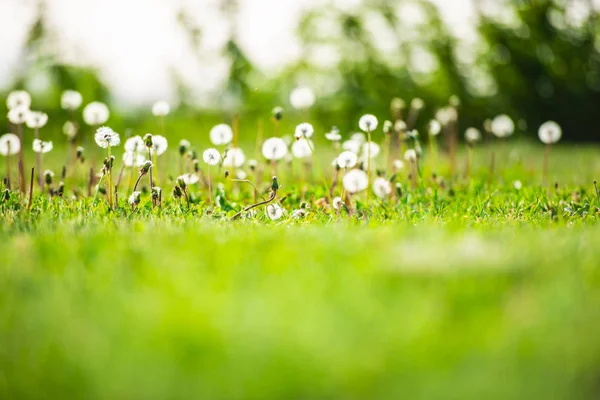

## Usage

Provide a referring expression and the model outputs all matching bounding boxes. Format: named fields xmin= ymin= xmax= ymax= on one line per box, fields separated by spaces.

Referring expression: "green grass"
xmin=1 ymin=142 xmax=600 ymax=399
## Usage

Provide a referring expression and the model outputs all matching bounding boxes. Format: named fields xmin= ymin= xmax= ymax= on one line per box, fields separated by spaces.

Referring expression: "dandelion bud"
xmin=248 ymin=159 xmax=257 ymax=171
xmin=449 ymin=95 xmax=460 ymax=107
xmin=272 ymin=106 xmax=284 ymax=121
xmin=394 ymin=120 xmax=407 ymax=132
xmin=383 ymin=120 xmax=393 ymax=134
xmin=391 ymin=97 xmax=406 ymax=114
xmin=271 ymin=176 xmax=279 ymax=191
xmin=44 ymin=170 xmax=54 ymax=185
xmin=176 ymin=176 xmax=187 ymax=190
xmin=57 ymin=182 xmax=65 ymax=197
xmin=193 ymin=159 xmax=199 ymax=172
xmin=76 ymin=146 xmax=84 ymax=159
xmin=2 ymin=189 xmax=9 ymax=202
xmin=151 ymin=186 xmax=161 ymax=201
xmin=173 ymin=185 xmax=182 ymax=198
xmin=140 ymin=160 xmax=153 ymax=175
xmin=224 ymin=170 xmax=230 ymax=178
xmin=179 ymin=139 xmax=191 ymax=156
xmin=143 ymin=133 xmax=153 ymax=148
xmin=129 ymin=191 xmax=141 ymax=205
xmin=396 ymin=183 xmax=403 ymax=197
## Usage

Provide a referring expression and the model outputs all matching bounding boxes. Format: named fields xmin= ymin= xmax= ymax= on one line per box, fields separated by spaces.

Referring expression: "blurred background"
xmin=1 ymin=0 xmax=600 ymax=141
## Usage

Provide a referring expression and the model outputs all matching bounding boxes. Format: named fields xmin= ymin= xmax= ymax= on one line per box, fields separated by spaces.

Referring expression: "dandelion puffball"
xmin=342 ymin=169 xmax=369 ymax=194
xmin=538 ymin=121 xmax=562 ymax=144
xmin=428 ymin=120 xmax=442 ymax=136
xmin=179 ymin=173 xmax=199 ymax=185
xmin=373 ymin=177 xmax=392 ymax=199
xmin=94 ymin=126 xmax=120 ymax=148
xmin=8 ymin=107 xmax=29 ymax=125
xmin=513 ymin=180 xmax=522 ymax=190
xmin=291 ymin=139 xmax=314 ymax=159
xmin=289 ymin=87 xmax=315 ymax=110
xmin=129 ymin=191 xmax=141 ymax=206
xmin=359 ymin=114 xmax=378 ymax=132
xmin=294 ymin=123 xmax=314 ymax=139
xmin=332 ymin=196 xmax=343 ymax=210
xmin=262 ymin=137 xmax=288 ymax=161
xmin=411 ymin=98 xmax=424 ymax=110
xmin=362 ymin=142 xmax=380 ymax=159
xmin=491 ymin=114 xmax=515 ymax=138
xmin=222 ymin=148 xmax=246 ymax=168
xmin=325 ymin=127 xmax=341 ymax=141
xmin=152 ymin=101 xmax=170 ymax=117
xmin=123 ymin=151 xmax=146 ymax=168
xmin=0 ymin=133 xmax=20 ymax=156
xmin=25 ymin=111 xmax=48 ymax=129
xmin=125 ymin=136 xmax=145 ymax=153
xmin=83 ymin=102 xmax=110 ymax=126
xmin=63 ymin=121 xmax=78 ymax=139
xmin=6 ymin=90 xmax=31 ymax=110
xmin=342 ymin=140 xmax=361 ymax=154
xmin=210 ymin=124 xmax=233 ymax=145
xmin=32 ymin=139 xmax=53 ymax=154
xmin=203 ymin=148 xmax=221 ymax=165
xmin=266 ymin=204 xmax=284 ymax=220
xmin=151 ymin=135 xmax=168 ymax=156
xmin=61 ymin=90 xmax=83 ymax=110
xmin=465 ymin=128 xmax=482 ymax=143
xmin=337 ymin=151 xmax=358 ymax=169
xmin=404 ymin=149 xmax=417 ymax=162
xmin=393 ymin=159 xmax=404 ymax=170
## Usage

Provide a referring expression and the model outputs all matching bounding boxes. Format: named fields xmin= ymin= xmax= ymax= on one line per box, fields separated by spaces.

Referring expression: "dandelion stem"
xmin=107 ymin=146 xmax=113 ymax=209
xmin=543 ymin=143 xmax=550 ymax=187
xmin=92 ymin=172 xmax=105 ymax=205
xmin=5 ymin=146 xmax=11 ymax=190
xmin=17 ymin=123 xmax=25 ymax=197
xmin=27 ymin=167 xmax=34 ymax=210
xmin=366 ymin=130 xmax=372 ymax=207
xmin=230 ymin=185 xmax=278 ymax=221
xmin=207 ymin=165 xmax=212 ymax=206
xmin=305 ymin=137 xmax=332 ymax=205
xmin=35 ymin=127 xmax=43 ymax=189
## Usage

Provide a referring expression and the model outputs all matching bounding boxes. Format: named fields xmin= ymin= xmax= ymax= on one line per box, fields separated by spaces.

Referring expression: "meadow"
xmin=1 ymin=92 xmax=600 ymax=399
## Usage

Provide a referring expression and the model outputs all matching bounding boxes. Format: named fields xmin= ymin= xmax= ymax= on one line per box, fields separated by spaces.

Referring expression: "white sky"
xmin=0 ymin=0 xmax=474 ymax=105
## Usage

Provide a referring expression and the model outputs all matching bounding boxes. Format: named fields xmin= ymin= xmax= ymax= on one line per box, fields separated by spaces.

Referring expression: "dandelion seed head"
xmin=491 ymin=114 xmax=515 ymax=138
xmin=129 ymin=191 xmax=141 ymax=205
xmin=383 ymin=120 xmax=394 ymax=134
xmin=513 ymin=180 xmax=522 ymax=190
xmin=342 ymin=169 xmax=369 ymax=194
xmin=261 ymin=137 xmax=288 ymax=161
xmin=0 ymin=133 xmax=20 ymax=156
xmin=266 ymin=204 xmax=284 ymax=220
xmin=465 ymin=128 xmax=482 ymax=143
xmin=325 ymin=126 xmax=341 ymax=141
xmin=294 ymin=122 xmax=314 ymax=139
xmin=152 ymin=100 xmax=170 ymax=117
xmin=404 ymin=149 xmax=417 ymax=162
xmin=332 ymin=196 xmax=344 ymax=210
xmin=123 ymin=151 xmax=146 ymax=168
xmin=290 ymin=87 xmax=315 ymax=110
xmin=362 ymin=141 xmax=381 ymax=158
xmin=32 ymin=139 xmax=53 ymax=154
xmin=83 ymin=102 xmax=110 ymax=126
xmin=8 ymin=107 xmax=29 ymax=125
xmin=394 ymin=120 xmax=407 ymax=132
xmin=63 ymin=121 xmax=78 ymax=139
xmin=411 ymin=98 xmax=425 ymax=110
xmin=428 ymin=120 xmax=442 ymax=136
xmin=373 ymin=177 xmax=392 ymax=199
xmin=61 ymin=90 xmax=83 ymax=110
xmin=435 ymin=107 xmax=457 ymax=125
xmin=393 ymin=159 xmax=404 ymax=170
xmin=124 ymin=136 xmax=145 ymax=153
xmin=359 ymin=114 xmax=378 ymax=132
xmin=180 ymin=173 xmax=199 ymax=185
xmin=337 ymin=151 xmax=358 ymax=169
xmin=94 ymin=126 xmax=120 ymax=148
xmin=292 ymin=139 xmax=314 ymax=159
xmin=203 ymin=148 xmax=221 ymax=165
xmin=151 ymin=135 xmax=168 ymax=156
xmin=222 ymin=148 xmax=246 ymax=168
xmin=342 ymin=139 xmax=361 ymax=154
xmin=538 ymin=121 xmax=562 ymax=144
xmin=236 ymin=170 xmax=247 ymax=180
xmin=25 ymin=111 xmax=48 ymax=129
xmin=210 ymin=124 xmax=233 ymax=145
xmin=7 ymin=90 xmax=31 ymax=110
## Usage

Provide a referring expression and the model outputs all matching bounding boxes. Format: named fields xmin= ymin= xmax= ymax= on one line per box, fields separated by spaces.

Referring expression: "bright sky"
xmin=0 ymin=0 xmax=474 ymax=105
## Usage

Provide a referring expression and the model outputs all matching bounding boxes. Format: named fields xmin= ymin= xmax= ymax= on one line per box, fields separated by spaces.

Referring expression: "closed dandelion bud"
xmin=272 ymin=106 xmax=284 ymax=121
xmin=224 ymin=170 xmax=230 ymax=178
xmin=396 ymin=183 xmax=403 ymax=197
xmin=76 ymin=145 xmax=84 ymax=158
xmin=57 ymin=182 xmax=65 ymax=197
xmin=383 ymin=120 xmax=393 ymax=134
xmin=2 ymin=189 xmax=9 ymax=202
xmin=173 ymin=185 xmax=182 ymax=198
xmin=190 ymin=150 xmax=198 ymax=161
xmin=176 ymin=176 xmax=187 ymax=190
xmin=193 ymin=159 xmax=199 ymax=172
xmin=44 ymin=170 xmax=54 ymax=185
xmin=143 ymin=133 xmax=153 ymax=148
xmin=248 ymin=159 xmax=257 ymax=171
xmin=97 ymin=185 xmax=106 ymax=195
xmin=151 ymin=186 xmax=161 ymax=200
xmin=271 ymin=176 xmax=279 ymax=191
xmin=129 ymin=191 xmax=141 ymax=205
xmin=140 ymin=160 xmax=153 ymax=175
xmin=394 ymin=120 xmax=407 ymax=133
xmin=179 ymin=139 xmax=190 ymax=156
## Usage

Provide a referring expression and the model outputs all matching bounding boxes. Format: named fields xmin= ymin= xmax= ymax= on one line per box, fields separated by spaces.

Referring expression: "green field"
xmin=2 ymin=141 xmax=600 ymax=399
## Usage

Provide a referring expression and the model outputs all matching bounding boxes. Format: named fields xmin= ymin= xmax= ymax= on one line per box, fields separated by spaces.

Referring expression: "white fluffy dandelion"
xmin=94 ymin=126 xmax=120 ymax=148
xmin=0 ymin=133 xmax=20 ymax=156
xmin=210 ymin=124 xmax=233 ymax=145
xmin=393 ymin=159 xmax=404 ymax=170
xmin=179 ymin=173 xmax=199 ymax=185
xmin=325 ymin=127 xmax=341 ymax=141
xmin=152 ymin=101 xmax=170 ymax=117
xmin=513 ymin=180 xmax=522 ymax=190
xmin=32 ymin=139 xmax=53 ymax=154
xmin=342 ymin=169 xmax=368 ymax=194
xmin=63 ymin=121 xmax=78 ymax=139
xmin=266 ymin=203 xmax=284 ymax=220
xmin=61 ymin=90 xmax=83 ymax=110
xmin=151 ymin=135 xmax=168 ymax=156
xmin=294 ymin=123 xmax=314 ymax=139
xmin=342 ymin=140 xmax=361 ymax=154
xmin=332 ymin=196 xmax=344 ymax=211
xmin=491 ymin=114 xmax=515 ymax=138
xmin=372 ymin=177 xmax=392 ymax=199
xmin=25 ymin=111 xmax=48 ymax=129
xmin=465 ymin=128 xmax=482 ymax=144
xmin=125 ymin=136 xmax=145 ymax=153
xmin=8 ymin=107 xmax=29 ymax=125
xmin=7 ymin=90 xmax=31 ymax=110
xmin=128 ymin=191 xmax=141 ymax=206
xmin=203 ymin=148 xmax=221 ymax=165
xmin=291 ymin=139 xmax=314 ymax=159
xmin=222 ymin=148 xmax=246 ymax=168
xmin=538 ymin=121 xmax=562 ymax=144
xmin=362 ymin=142 xmax=381 ymax=159
xmin=428 ymin=120 xmax=442 ymax=136
xmin=83 ymin=102 xmax=110 ymax=126
xmin=262 ymin=137 xmax=288 ymax=160
xmin=358 ymin=114 xmax=378 ymax=132
xmin=404 ymin=149 xmax=417 ymax=162
xmin=337 ymin=151 xmax=358 ymax=169
xmin=290 ymin=87 xmax=315 ymax=110
xmin=123 ymin=151 xmax=145 ymax=168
